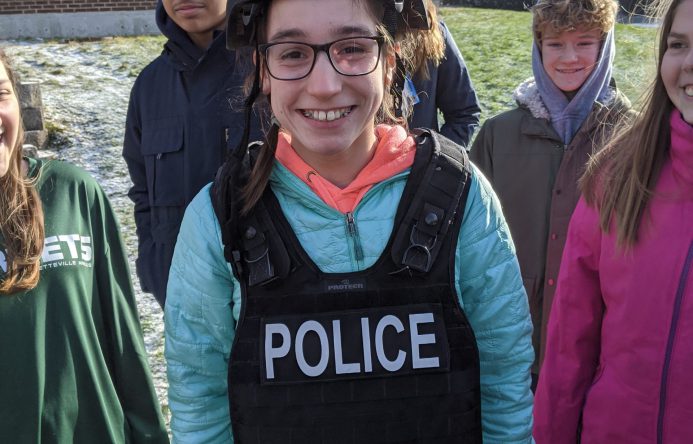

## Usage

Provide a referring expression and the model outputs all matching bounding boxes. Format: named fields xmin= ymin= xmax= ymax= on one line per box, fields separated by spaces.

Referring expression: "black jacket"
xmin=408 ymin=21 xmax=481 ymax=149
xmin=123 ymin=1 xmax=260 ymax=306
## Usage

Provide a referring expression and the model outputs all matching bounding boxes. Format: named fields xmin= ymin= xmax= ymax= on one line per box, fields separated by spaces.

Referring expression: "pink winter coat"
xmin=533 ymin=110 xmax=693 ymax=444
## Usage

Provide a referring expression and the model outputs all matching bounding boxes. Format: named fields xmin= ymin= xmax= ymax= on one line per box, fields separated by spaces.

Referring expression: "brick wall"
xmin=0 ymin=0 xmax=156 ymax=14
xmin=442 ymin=0 xmax=653 ymax=13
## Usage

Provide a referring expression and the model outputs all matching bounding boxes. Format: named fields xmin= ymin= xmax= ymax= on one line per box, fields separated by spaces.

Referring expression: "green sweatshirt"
xmin=0 ymin=158 xmax=168 ymax=443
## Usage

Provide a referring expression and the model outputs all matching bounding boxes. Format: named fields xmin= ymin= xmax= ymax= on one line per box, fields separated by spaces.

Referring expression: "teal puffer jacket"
xmin=165 ymin=159 xmax=535 ymax=443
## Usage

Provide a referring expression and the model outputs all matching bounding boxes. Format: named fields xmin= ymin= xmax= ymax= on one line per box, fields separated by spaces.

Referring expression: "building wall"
xmin=0 ymin=0 xmax=156 ymax=15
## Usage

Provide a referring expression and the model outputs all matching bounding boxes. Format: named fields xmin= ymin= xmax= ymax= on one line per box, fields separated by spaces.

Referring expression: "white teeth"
xmin=685 ymin=86 xmax=693 ymax=97
xmin=302 ymin=107 xmax=351 ymax=121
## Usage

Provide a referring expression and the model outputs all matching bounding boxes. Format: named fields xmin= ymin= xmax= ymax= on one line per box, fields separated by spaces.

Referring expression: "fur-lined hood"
xmin=512 ymin=77 xmax=618 ymax=120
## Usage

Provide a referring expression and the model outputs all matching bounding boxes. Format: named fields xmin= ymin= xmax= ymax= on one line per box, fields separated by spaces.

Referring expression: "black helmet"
xmin=226 ymin=0 xmax=431 ymax=49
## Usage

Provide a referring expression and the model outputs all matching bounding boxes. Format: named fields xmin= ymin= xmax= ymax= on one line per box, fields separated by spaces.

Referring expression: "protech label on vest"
xmin=260 ymin=304 xmax=450 ymax=384
xmin=324 ymin=277 xmax=366 ymax=293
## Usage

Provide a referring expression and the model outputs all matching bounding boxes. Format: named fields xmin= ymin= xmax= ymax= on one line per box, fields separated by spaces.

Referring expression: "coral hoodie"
xmin=276 ymin=125 xmax=416 ymax=213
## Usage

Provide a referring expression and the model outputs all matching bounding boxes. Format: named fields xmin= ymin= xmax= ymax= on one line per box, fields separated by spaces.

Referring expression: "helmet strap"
xmin=392 ymin=53 xmax=405 ymax=119
xmin=235 ymin=44 xmax=263 ymax=161
xmin=382 ymin=1 xmax=399 ymax=38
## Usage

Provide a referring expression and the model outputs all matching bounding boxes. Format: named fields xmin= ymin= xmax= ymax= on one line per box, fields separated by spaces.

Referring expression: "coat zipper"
xmin=345 ymin=212 xmax=364 ymax=265
xmin=657 ymin=240 xmax=693 ymax=444
xmin=340 ymin=172 xmax=407 ymax=267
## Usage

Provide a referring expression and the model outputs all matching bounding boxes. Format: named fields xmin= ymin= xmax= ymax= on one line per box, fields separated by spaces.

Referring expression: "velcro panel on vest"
xmin=392 ymin=132 xmax=471 ymax=272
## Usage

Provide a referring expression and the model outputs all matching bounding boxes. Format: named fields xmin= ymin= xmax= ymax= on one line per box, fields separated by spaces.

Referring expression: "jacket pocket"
xmin=141 ymin=118 xmax=185 ymax=207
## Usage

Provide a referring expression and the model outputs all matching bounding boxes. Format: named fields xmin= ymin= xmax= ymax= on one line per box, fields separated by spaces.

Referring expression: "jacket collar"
xmin=513 ymin=77 xmax=621 ymax=139
xmin=670 ymin=110 xmax=693 ymax=189
xmin=156 ymin=0 xmax=231 ymax=72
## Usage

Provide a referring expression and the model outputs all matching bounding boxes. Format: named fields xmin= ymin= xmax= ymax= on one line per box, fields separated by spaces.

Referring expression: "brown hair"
xmin=580 ymin=0 xmax=682 ymax=247
xmin=409 ymin=0 xmax=445 ymax=79
xmin=242 ymin=0 xmax=414 ymax=213
xmin=0 ymin=49 xmax=45 ymax=295
xmin=532 ymin=0 xmax=618 ymax=43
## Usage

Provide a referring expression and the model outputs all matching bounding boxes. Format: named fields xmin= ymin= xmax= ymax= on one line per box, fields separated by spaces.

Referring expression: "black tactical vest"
xmin=217 ymin=130 xmax=482 ymax=443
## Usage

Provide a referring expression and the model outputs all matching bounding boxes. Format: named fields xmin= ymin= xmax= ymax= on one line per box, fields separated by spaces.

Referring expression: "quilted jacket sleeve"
xmin=165 ymin=184 xmax=238 ymax=444
xmin=533 ymin=198 xmax=604 ymax=444
xmin=454 ymin=167 xmax=535 ymax=443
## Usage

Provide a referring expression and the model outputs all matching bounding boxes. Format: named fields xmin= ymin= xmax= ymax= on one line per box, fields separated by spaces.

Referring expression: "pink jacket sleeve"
xmin=533 ymin=198 xmax=605 ymax=444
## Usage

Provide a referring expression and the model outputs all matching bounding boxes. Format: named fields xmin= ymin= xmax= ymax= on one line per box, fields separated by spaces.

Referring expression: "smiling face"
xmin=0 ymin=62 xmax=20 ymax=179
xmin=541 ymin=27 xmax=602 ymax=94
xmin=661 ymin=0 xmax=693 ymax=124
xmin=162 ymin=0 xmax=226 ymax=48
xmin=262 ymin=0 xmax=393 ymax=183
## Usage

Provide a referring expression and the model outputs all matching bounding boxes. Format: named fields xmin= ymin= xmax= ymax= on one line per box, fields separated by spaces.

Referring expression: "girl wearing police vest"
xmin=534 ymin=0 xmax=693 ymax=442
xmin=164 ymin=0 xmax=534 ymax=442
xmin=0 ymin=50 xmax=168 ymax=442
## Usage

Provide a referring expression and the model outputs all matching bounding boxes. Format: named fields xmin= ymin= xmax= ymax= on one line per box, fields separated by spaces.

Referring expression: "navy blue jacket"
xmin=408 ymin=21 xmax=481 ymax=149
xmin=123 ymin=2 xmax=260 ymax=306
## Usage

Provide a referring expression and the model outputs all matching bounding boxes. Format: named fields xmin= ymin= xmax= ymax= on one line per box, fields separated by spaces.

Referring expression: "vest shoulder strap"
xmin=390 ymin=129 xmax=473 ymax=273
xmin=211 ymin=131 xmax=473 ymax=284
xmin=210 ymin=142 xmax=291 ymax=286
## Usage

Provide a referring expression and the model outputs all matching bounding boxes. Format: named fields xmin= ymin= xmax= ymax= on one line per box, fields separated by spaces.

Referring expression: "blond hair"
xmin=0 ymin=49 xmax=45 ymax=295
xmin=532 ymin=0 xmax=619 ymax=42
xmin=409 ymin=0 xmax=445 ymax=79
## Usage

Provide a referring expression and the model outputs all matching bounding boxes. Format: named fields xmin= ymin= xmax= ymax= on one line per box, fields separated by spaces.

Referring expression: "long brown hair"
xmin=241 ymin=0 xmax=413 ymax=214
xmin=0 ymin=49 xmax=44 ymax=295
xmin=580 ymin=0 xmax=681 ymax=247
xmin=409 ymin=0 xmax=445 ymax=80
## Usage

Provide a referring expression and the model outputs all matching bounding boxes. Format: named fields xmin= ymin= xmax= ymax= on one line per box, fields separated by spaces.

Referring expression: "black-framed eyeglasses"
xmin=259 ymin=36 xmax=385 ymax=81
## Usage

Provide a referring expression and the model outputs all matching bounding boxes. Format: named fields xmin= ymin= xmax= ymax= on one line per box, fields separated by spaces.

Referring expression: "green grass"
xmin=440 ymin=7 xmax=659 ymax=122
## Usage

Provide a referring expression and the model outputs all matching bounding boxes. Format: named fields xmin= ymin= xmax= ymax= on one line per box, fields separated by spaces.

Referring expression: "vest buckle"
xmin=402 ymin=222 xmax=438 ymax=272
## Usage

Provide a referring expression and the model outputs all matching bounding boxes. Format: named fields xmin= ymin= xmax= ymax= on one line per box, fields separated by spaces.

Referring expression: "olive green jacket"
xmin=470 ymin=78 xmax=631 ymax=371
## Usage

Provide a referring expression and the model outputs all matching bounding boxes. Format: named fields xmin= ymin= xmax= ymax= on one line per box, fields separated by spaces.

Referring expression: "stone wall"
xmin=18 ymin=81 xmax=47 ymax=149
xmin=0 ymin=0 xmax=156 ymax=14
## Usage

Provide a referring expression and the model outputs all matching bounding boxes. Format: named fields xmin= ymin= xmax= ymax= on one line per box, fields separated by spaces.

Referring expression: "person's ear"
xmin=262 ymin=70 xmax=271 ymax=95
xmin=384 ymin=42 xmax=399 ymax=88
